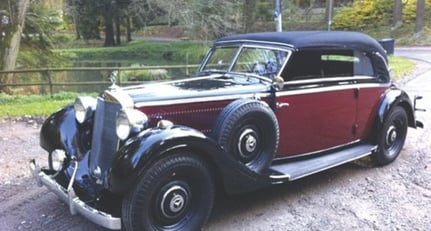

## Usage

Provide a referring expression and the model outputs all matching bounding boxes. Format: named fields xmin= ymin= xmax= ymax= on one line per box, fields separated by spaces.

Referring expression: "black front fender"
xmin=108 ymin=125 xmax=270 ymax=195
xmin=40 ymin=104 xmax=93 ymax=161
xmin=108 ymin=125 xmax=219 ymax=194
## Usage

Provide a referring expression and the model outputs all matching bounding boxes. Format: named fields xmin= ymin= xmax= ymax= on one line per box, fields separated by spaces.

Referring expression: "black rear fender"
xmin=370 ymin=87 xmax=416 ymax=142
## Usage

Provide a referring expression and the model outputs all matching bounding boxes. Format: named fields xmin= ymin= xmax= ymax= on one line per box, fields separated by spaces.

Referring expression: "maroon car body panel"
xmin=275 ymin=88 xmax=356 ymax=157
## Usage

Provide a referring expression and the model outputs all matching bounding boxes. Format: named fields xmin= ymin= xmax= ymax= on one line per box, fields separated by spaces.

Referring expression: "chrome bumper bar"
xmin=29 ymin=160 xmax=122 ymax=230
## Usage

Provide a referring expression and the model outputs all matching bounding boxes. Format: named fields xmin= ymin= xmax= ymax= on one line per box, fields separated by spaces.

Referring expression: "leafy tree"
xmin=242 ymin=0 xmax=257 ymax=33
xmin=65 ymin=0 xmax=101 ymax=40
xmin=0 ymin=0 xmax=30 ymax=93
xmin=0 ymin=1 xmax=64 ymax=93
xmin=181 ymin=0 xmax=242 ymax=40
xmin=20 ymin=3 xmax=64 ymax=67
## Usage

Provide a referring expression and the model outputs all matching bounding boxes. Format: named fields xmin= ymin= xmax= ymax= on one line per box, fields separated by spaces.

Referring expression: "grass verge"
xmin=388 ymin=56 xmax=416 ymax=80
xmin=0 ymin=92 xmax=96 ymax=117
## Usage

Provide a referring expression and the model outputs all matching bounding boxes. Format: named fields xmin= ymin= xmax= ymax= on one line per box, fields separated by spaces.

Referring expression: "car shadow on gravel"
xmin=207 ymin=162 xmax=375 ymax=230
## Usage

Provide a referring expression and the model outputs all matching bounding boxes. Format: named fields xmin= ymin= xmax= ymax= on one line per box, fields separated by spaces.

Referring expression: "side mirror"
xmin=272 ymin=76 xmax=284 ymax=90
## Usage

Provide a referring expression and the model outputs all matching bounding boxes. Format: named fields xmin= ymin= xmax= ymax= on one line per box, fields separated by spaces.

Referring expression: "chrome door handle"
xmin=276 ymin=102 xmax=289 ymax=109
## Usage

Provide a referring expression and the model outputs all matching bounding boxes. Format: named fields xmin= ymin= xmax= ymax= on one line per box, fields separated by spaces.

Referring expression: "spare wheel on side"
xmin=212 ymin=99 xmax=279 ymax=173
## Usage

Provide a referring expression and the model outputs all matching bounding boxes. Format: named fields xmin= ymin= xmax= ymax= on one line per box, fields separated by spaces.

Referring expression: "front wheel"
xmin=122 ymin=153 xmax=214 ymax=231
xmin=373 ymin=106 xmax=408 ymax=166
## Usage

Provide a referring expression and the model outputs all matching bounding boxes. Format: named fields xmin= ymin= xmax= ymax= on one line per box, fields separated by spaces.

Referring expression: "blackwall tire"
xmin=121 ymin=153 xmax=214 ymax=231
xmin=373 ymin=106 xmax=408 ymax=166
xmin=212 ymin=99 xmax=279 ymax=172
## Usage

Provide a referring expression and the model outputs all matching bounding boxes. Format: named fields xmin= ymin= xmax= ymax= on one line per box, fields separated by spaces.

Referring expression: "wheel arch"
xmin=108 ymin=125 xmax=265 ymax=195
xmin=39 ymin=104 xmax=93 ymax=164
xmin=371 ymin=87 xmax=416 ymax=142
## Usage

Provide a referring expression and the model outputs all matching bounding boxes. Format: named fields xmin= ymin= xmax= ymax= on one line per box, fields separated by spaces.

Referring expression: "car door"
xmin=352 ymin=51 xmax=390 ymax=140
xmin=275 ymin=49 xmax=359 ymax=158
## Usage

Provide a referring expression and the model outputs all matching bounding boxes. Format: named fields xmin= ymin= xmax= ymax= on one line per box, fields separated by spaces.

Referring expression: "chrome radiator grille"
xmin=89 ymin=97 xmax=121 ymax=178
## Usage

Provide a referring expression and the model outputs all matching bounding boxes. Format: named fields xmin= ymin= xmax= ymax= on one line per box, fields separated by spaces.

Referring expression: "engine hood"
xmin=121 ymin=74 xmax=272 ymax=106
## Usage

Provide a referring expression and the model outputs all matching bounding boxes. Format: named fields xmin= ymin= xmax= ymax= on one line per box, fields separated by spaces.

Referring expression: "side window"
xmin=320 ymin=53 xmax=354 ymax=77
xmin=353 ymin=51 xmax=374 ymax=76
xmin=282 ymin=50 xmax=322 ymax=80
xmin=282 ymin=49 xmax=375 ymax=81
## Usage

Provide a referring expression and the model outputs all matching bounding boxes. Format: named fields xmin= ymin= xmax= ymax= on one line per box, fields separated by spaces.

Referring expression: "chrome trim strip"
xmin=134 ymin=92 xmax=272 ymax=107
xmin=285 ymin=75 xmax=375 ymax=85
xmin=29 ymin=160 xmax=122 ymax=230
xmin=215 ymin=39 xmax=295 ymax=49
xmin=277 ymin=82 xmax=390 ymax=97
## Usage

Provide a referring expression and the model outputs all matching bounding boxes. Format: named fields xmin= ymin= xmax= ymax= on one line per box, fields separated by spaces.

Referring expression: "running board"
xmin=269 ymin=144 xmax=377 ymax=181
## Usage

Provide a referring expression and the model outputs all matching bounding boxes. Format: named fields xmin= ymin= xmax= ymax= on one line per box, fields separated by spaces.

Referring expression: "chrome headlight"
xmin=74 ymin=96 xmax=97 ymax=124
xmin=116 ymin=109 xmax=148 ymax=140
xmin=51 ymin=149 xmax=67 ymax=171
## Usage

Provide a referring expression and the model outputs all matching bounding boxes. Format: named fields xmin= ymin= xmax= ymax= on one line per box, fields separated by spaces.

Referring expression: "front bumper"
xmin=29 ymin=159 xmax=122 ymax=230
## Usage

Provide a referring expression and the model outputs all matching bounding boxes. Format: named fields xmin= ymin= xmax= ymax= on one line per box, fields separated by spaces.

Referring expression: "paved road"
xmin=396 ymin=47 xmax=431 ymax=64
xmin=395 ymin=47 xmax=431 ymax=120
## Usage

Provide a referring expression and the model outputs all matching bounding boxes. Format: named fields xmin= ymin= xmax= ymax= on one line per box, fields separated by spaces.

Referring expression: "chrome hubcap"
xmin=238 ymin=128 xmax=258 ymax=158
xmin=160 ymin=185 xmax=189 ymax=219
xmin=386 ymin=125 xmax=397 ymax=146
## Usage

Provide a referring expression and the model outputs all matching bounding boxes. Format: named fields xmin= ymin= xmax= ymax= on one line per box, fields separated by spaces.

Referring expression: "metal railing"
xmin=0 ymin=64 xmax=200 ymax=96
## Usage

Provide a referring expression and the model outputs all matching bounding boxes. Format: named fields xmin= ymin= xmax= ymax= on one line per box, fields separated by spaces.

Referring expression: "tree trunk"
xmin=1 ymin=0 xmax=30 ymax=93
xmin=415 ymin=0 xmax=425 ymax=34
xmin=103 ymin=1 xmax=115 ymax=47
xmin=392 ymin=0 xmax=403 ymax=29
xmin=126 ymin=17 xmax=132 ymax=42
xmin=115 ymin=16 xmax=121 ymax=45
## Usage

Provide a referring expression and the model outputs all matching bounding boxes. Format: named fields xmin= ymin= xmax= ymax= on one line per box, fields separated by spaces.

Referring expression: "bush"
xmin=121 ymin=65 xmax=171 ymax=82
xmin=333 ymin=0 xmax=393 ymax=30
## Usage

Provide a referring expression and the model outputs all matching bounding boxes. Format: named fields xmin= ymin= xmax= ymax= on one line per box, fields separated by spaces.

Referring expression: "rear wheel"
xmin=373 ymin=106 xmax=408 ymax=166
xmin=122 ymin=153 xmax=214 ymax=231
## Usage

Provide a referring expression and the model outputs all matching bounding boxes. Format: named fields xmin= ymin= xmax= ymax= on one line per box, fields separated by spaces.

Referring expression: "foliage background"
xmin=0 ymin=0 xmax=429 ymax=96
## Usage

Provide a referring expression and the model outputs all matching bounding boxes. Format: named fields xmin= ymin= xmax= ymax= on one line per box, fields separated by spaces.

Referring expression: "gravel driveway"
xmin=0 ymin=61 xmax=430 ymax=231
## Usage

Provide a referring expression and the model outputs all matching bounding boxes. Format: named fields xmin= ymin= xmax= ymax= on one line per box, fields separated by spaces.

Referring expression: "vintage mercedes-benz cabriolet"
xmin=30 ymin=31 xmax=423 ymax=231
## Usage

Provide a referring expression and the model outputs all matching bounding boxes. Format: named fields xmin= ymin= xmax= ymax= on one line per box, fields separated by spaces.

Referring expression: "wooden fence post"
xmin=41 ymin=70 xmax=53 ymax=97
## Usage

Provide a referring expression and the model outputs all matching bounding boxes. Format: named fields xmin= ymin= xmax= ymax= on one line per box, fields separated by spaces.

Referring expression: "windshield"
xmin=200 ymin=45 xmax=290 ymax=78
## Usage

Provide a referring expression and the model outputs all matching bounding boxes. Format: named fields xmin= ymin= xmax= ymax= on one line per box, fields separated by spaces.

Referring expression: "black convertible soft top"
xmin=215 ymin=31 xmax=387 ymax=60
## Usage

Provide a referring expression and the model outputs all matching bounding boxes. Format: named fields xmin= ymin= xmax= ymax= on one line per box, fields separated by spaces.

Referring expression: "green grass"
xmin=388 ymin=55 xmax=416 ymax=80
xmin=0 ymin=92 xmax=96 ymax=117
xmin=0 ymin=56 xmax=417 ymax=118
